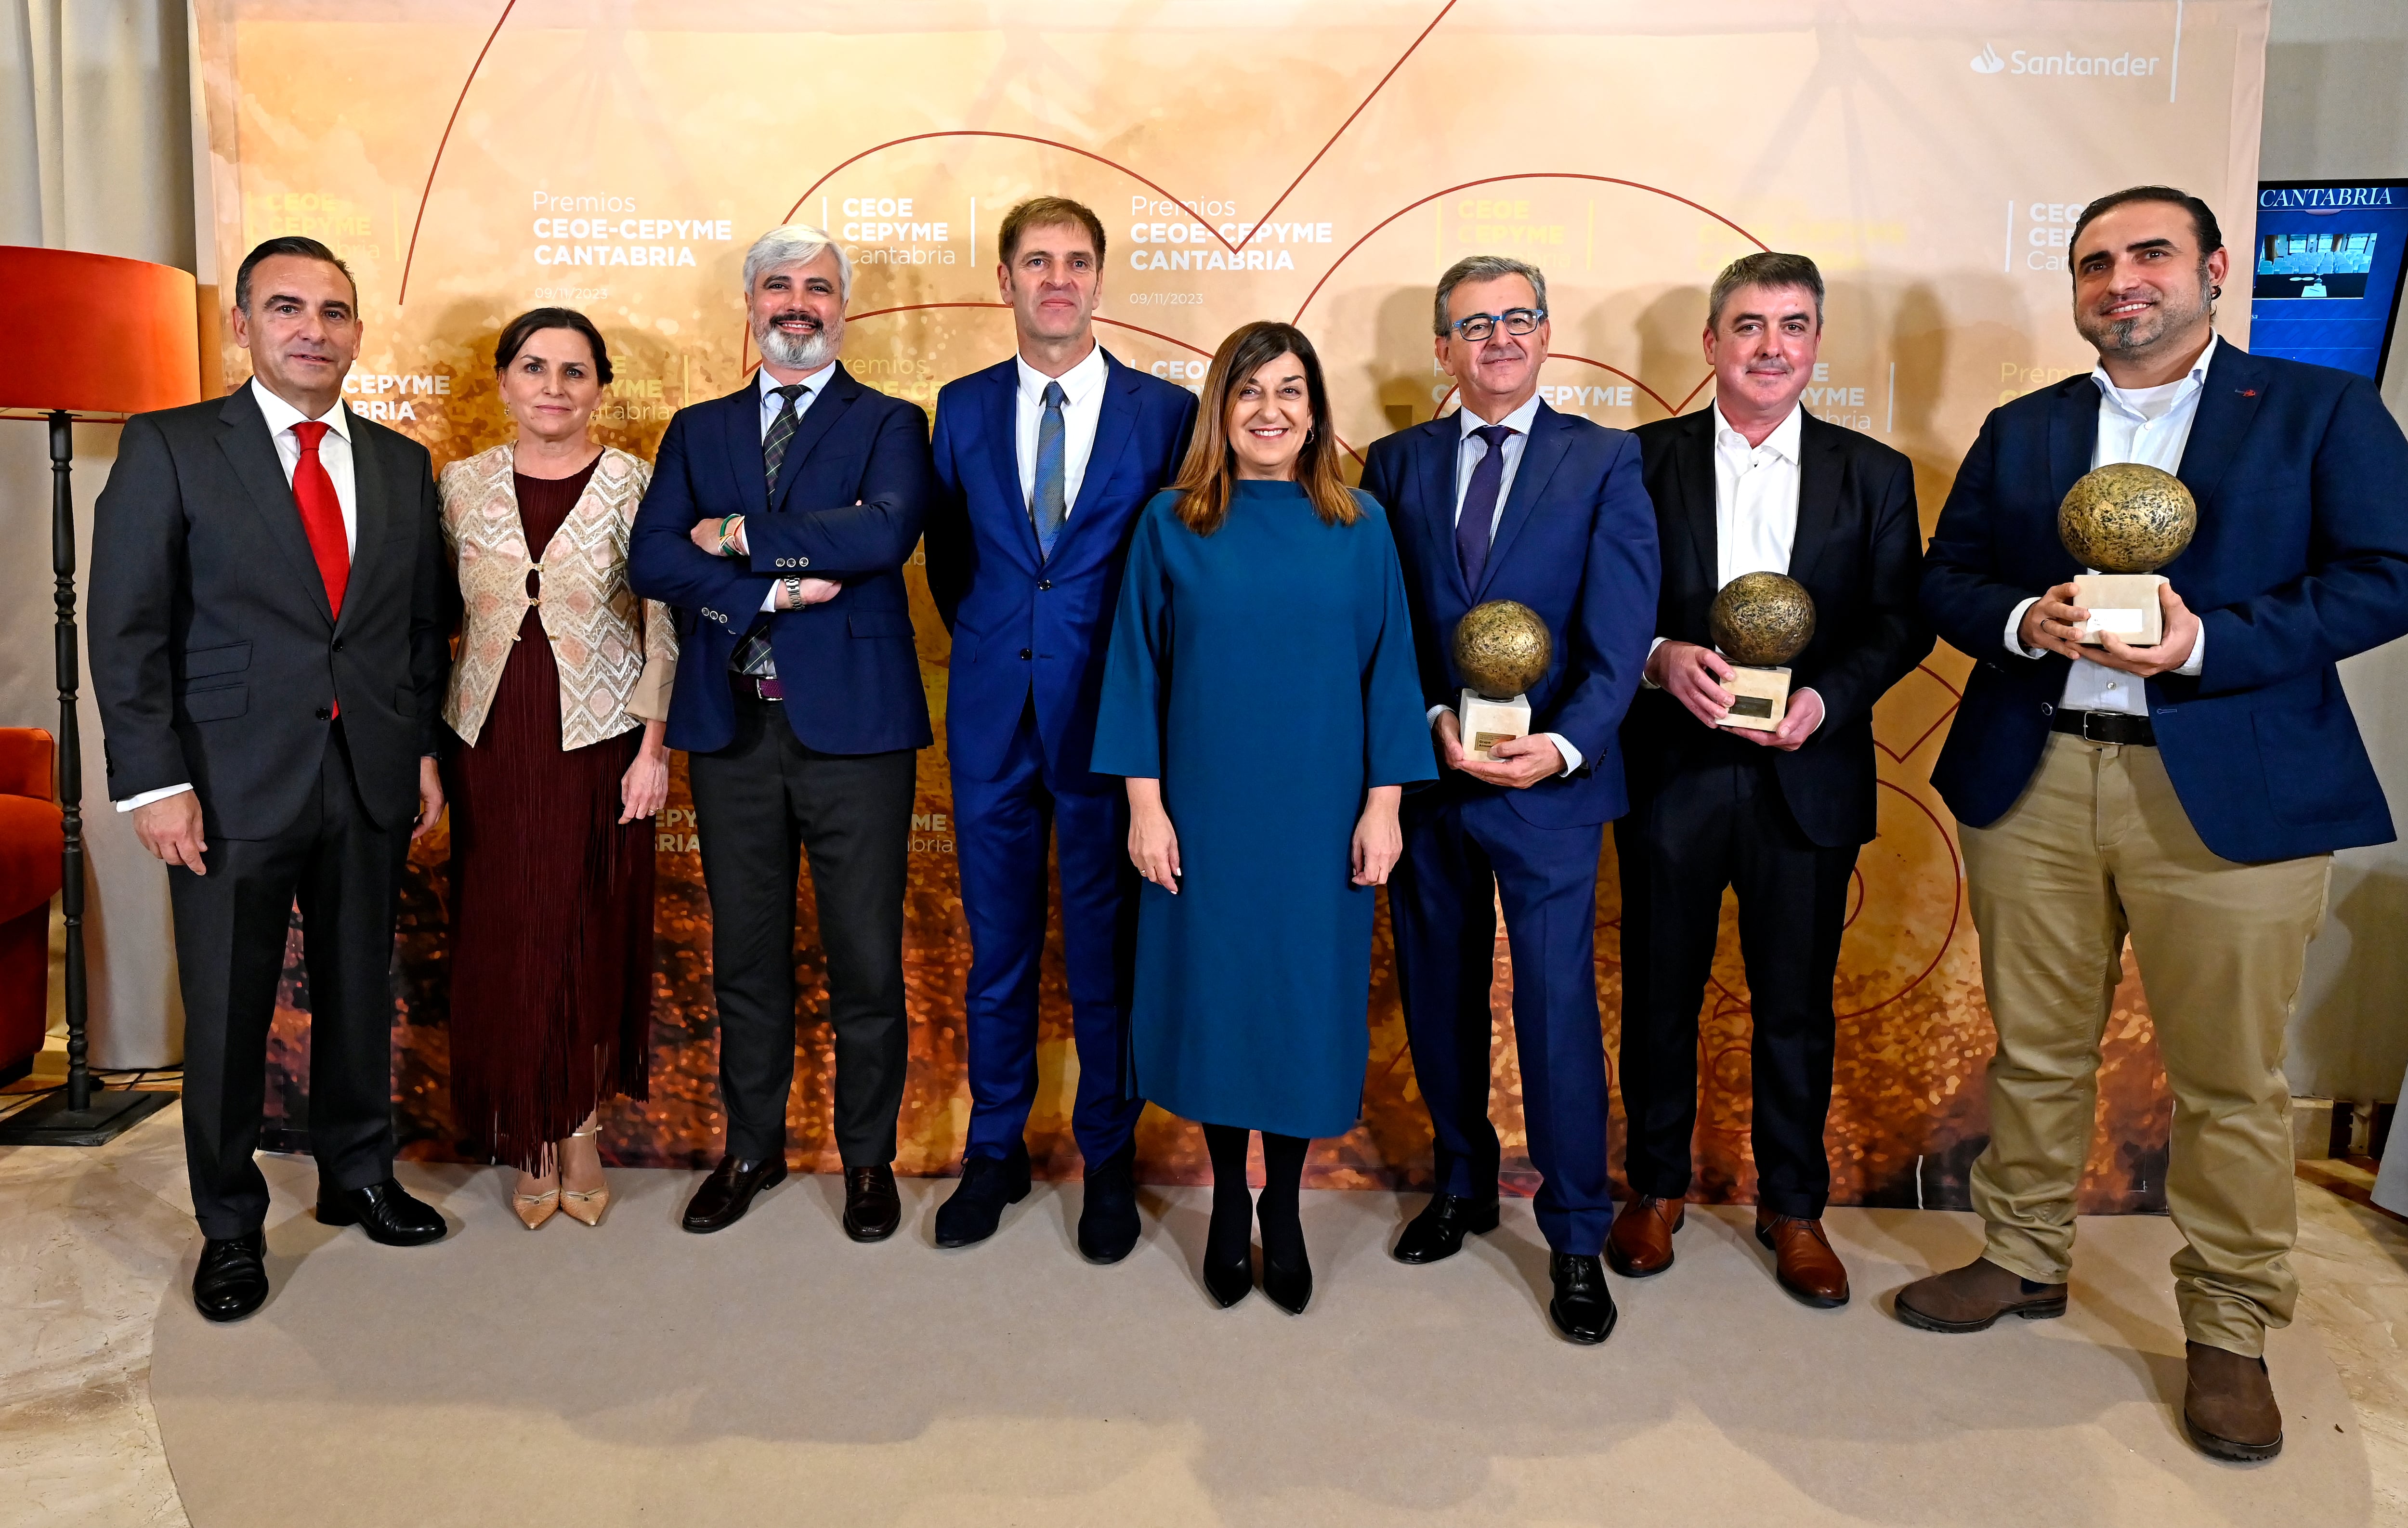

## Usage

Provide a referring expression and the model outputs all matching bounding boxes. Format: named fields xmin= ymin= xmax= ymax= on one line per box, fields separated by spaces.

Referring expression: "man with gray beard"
xmin=630 ymin=225 xmax=937 ymax=1240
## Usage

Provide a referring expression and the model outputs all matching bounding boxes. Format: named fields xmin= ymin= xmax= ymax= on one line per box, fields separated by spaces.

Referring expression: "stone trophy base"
xmin=1716 ymin=665 xmax=1792 ymax=732
xmin=1459 ymin=689 xmax=1531 ymax=760
xmin=2073 ymin=573 xmax=2167 ymax=646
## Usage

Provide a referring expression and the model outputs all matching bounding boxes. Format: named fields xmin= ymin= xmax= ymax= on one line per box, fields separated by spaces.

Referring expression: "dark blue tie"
xmin=1455 ymin=423 xmax=1517 ymax=588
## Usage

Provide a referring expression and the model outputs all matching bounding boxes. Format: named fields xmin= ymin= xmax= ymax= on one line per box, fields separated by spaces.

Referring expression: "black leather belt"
xmin=2049 ymin=707 xmax=2154 ymax=746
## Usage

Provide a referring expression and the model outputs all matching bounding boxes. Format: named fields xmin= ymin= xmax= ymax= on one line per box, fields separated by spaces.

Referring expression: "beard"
xmin=755 ymin=310 xmax=840 ymax=371
xmin=2077 ymin=268 xmax=2212 ymax=355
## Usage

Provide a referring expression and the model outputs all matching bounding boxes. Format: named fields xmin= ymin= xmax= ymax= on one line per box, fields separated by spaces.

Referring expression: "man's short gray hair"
xmin=1706 ymin=251 xmax=1824 ymax=330
xmin=1433 ymin=254 xmax=1548 ymax=337
xmin=742 ymin=224 xmax=852 ymax=301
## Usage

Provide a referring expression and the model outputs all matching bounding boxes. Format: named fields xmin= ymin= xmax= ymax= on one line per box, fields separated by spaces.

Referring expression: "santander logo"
xmin=1971 ymin=43 xmax=2006 ymax=74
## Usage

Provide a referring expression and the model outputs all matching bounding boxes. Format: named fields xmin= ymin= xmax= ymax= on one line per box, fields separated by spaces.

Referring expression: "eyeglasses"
xmin=1449 ymin=308 xmax=1545 ymax=342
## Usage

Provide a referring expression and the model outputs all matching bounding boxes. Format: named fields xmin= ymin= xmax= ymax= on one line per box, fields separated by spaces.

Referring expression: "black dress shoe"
xmin=1392 ymin=1193 xmax=1501 ymax=1265
xmin=1548 ymin=1252 xmax=1619 ymax=1345
xmin=681 ymin=1154 xmax=787 ymax=1233
xmin=193 ymin=1231 xmax=268 ymax=1322
xmin=315 ymin=1178 xmax=445 ymax=1246
xmin=934 ymin=1144 xmax=1031 ymax=1248
xmin=843 ymin=1162 xmax=902 ymax=1242
xmin=1076 ymin=1144 xmax=1142 ymax=1264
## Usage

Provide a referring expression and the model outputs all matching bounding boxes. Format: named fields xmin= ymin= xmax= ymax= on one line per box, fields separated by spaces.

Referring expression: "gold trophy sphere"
xmin=2058 ymin=462 xmax=2198 ymax=575
xmin=1709 ymin=572 xmax=1817 ymax=668
xmin=1453 ymin=600 xmax=1553 ymax=698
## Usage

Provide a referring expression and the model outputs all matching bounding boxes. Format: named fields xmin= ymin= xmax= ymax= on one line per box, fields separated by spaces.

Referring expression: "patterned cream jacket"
xmin=439 ymin=443 xmax=677 ymax=749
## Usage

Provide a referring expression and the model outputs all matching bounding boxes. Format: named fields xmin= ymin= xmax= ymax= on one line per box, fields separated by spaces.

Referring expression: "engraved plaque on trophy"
xmin=1451 ymin=600 xmax=1553 ymax=760
xmin=2057 ymin=462 xmax=2198 ymax=646
xmin=1707 ymin=572 xmax=1817 ymax=732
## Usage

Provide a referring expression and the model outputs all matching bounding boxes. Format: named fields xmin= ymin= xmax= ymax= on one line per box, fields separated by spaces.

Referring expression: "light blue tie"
xmin=1033 ymin=380 xmax=1067 ymax=558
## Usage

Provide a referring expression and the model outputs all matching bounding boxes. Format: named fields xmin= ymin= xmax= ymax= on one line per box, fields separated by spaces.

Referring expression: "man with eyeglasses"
xmin=1364 ymin=253 xmax=1660 ymax=1345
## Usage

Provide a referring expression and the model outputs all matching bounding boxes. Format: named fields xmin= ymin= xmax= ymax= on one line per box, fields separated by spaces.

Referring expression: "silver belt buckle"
xmin=2078 ymin=710 xmax=2112 ymax=744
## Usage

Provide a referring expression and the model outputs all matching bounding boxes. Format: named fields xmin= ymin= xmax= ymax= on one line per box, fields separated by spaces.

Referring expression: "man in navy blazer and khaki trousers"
xmin=630 ymin=225 xmax=935 ymax=1242
xmin=1908 ymin=187 xmax=2408 ymax=1463
xmin=1365 ymin=254 xmax=1660 ymax=1345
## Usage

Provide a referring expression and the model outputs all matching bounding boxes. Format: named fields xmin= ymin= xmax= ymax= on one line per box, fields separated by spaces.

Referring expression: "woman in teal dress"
xmin=1091 ymin=321 xmax=1436 ymax=1314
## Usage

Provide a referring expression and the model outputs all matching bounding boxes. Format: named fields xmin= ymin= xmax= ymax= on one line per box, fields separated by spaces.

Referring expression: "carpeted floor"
xmin=148 ymin=1163 xmax=2368 ymax=1528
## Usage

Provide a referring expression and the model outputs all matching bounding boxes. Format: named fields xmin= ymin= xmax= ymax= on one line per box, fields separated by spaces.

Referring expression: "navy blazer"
xmin=628 ymin=365 xmax=936 ymax=756
xmin=1363 ymin=401 xmax=1661 ymax=828
xmin=924 ymin=350 xmax=1197 ymax=786
xmin=1627 ymin=407 xmax=1932 ymax=849
xmin=1921 ymin=341 xmax=2408 ymax=862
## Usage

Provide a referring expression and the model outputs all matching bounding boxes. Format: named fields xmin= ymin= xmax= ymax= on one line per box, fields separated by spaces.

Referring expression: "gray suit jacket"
xmin=88 ymin=384 xmax=447 ymax=839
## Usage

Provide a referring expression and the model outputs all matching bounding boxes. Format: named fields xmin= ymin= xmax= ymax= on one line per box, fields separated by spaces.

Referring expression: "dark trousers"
xmin=1391 ymin=790 xmax=1613 ymax=1256
xmin=950 ymin=703 xmax=1141 ymax=1167
xmin=168 ymin=726 xmax=408 ymax=1240
xmin=1614 ymin=752 xmax=1858 ymax=1219
xmin=689 ymin=690 xmax=916 ymax=1165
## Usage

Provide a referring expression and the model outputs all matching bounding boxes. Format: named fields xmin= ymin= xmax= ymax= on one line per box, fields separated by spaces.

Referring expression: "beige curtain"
xmin=0 ymin=0 xmax=206 ymax=1067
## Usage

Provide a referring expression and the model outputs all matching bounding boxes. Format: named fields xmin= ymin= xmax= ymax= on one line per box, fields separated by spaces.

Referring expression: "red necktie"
xmin=289 ymin=420 xmax=350 ymax=615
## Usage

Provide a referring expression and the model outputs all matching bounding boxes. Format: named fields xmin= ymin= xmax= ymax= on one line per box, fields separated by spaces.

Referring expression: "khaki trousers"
xmin=1959 ymin=732 xmax=2329 ymax=1357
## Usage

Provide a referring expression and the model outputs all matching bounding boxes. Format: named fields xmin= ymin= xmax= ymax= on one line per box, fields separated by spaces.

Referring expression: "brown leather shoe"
xmin=1605 ymin=1195 xmax=1685 ymax=1278
xmin=842 ymin=1163 xmax=901 ymax=1242
xmin=2183 ymin=1341 xmax=2283 ymax=1461
xmin=1893 ymin=1256 xmax=2068 ymax=1332
xmin=1754 ymin=1211 xmax=1849 ymax=1308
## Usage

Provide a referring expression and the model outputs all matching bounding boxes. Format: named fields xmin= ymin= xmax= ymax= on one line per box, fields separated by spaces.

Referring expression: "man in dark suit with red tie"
xmin=629 ymin=225 xmax=937 ymax=1242
xmin=90 ymin=235 xmax=452 ymax=1323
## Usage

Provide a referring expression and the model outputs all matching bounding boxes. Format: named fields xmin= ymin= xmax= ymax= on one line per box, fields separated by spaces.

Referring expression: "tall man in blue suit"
xmin=1907 ymin=187 xmax=2408 ymax=1463
xmin=1365 ymin=254 xmax=1661 ymax=1345
xmin=629 ymin=225 xmax=936 ymax=1243
xmin=923 ymin=197 xmax=1197 ymax=1261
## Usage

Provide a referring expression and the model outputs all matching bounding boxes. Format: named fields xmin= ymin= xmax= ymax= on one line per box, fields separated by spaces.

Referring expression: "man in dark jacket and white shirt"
xmin=90 ymin=235 xmax=452 ymax=1323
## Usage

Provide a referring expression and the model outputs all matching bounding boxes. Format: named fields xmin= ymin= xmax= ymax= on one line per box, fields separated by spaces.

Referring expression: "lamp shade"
xmin=0 ymin=247 xmax=202 ymax=418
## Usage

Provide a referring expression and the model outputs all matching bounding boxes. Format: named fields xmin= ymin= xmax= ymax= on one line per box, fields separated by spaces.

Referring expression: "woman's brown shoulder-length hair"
xmin=1169 ymin=321 xmax=1360 ymax=536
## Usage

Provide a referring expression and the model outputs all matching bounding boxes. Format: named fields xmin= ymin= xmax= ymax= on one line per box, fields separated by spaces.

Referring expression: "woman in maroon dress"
xmin=439 ymin=309 xmax=676 ymax=1228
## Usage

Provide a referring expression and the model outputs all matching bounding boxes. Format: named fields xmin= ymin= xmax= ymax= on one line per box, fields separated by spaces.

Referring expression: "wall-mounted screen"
xmin=2250 ymin=180 xmax=2408 ymax=381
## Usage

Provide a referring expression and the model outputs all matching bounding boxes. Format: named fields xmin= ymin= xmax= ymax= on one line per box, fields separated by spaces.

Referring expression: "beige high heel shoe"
xmin=560 ymin=1122 xmax=610 ymax=1227
xmin=513 ymin=1161 xmax=561 ymax=1230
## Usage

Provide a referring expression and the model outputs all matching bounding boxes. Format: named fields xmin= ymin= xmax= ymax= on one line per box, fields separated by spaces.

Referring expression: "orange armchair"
xmin=0 ymin=729 xmax=62 ymax=1085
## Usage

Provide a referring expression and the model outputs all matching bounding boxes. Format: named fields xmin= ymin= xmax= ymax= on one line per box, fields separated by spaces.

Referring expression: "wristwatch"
xmin=783 ymin=575 xmax=805 ymax=607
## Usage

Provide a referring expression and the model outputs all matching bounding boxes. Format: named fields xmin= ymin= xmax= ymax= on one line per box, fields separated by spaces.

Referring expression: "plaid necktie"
xmin=1032 ymin=380 xmax=1068 ymax=557
xmin=733 ymin=381 xmax=811 ymax=678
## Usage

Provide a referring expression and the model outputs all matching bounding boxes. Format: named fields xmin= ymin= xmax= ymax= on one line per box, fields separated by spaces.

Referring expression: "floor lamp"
xmin=0 ymin=247 xmax=202 ymax=1146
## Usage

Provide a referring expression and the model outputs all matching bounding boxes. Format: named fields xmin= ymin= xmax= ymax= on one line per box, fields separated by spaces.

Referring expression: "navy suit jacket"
xmin=1628 ymin=407 xmax=1932 ymax=849
xmin=1363 ymin=401 xmax=1661 ymax=829
xmin=1921 ymin=341 xmax=2408 ymax=862
xmin=924 ymin=350 xmax=1197 ymax=786
xmin=628 ymin=365 xmax=936 ymax=756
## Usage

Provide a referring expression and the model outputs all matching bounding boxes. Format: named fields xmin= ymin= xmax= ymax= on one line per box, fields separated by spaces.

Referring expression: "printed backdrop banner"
xmin=194 ymin=0 xmax=2268 ymax=1205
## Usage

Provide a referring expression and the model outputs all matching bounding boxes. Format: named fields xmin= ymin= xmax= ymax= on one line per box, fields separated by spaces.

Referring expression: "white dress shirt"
xmin=1014 ymin=342 xmax=1109 ymax=518
xmin=120 ymin=380 xmax=360 ymax=812
xmin=2002 ymin=335 xmax=2213 ymax=715
xmin=1642 ymin=402 xmax=1820 ymax=738
xmin=1437 ymin=392 xmax=1580 ymax=775
xmin=1711 ymin=399 xmax=1802 ymax=588
xmin=752 ymin=362 xmax=835 ymax=611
